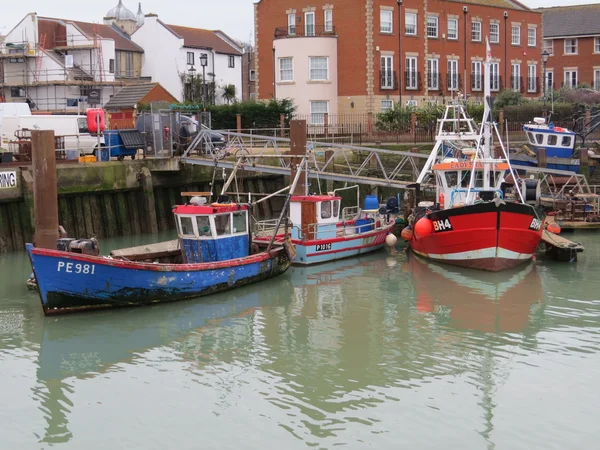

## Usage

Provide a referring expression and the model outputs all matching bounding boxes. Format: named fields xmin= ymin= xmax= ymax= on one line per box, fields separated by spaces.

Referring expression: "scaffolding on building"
xmin=0 ymin=24 xmax=144 ymax=112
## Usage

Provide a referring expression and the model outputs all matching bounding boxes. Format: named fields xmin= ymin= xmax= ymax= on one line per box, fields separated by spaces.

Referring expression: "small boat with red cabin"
xmin=403 ymin=39 xmax=545 ymax=272
xmin=255 ymin=185 xmax=397 ymax=265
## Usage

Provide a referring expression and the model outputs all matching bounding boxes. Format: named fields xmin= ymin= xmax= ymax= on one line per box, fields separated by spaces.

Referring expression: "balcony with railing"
xmin=510 ymin=76 xmax=524 ymax=93
xmin=404 ymin=71 xmax=422 ymax=91
xmin=426 ymin=72 xmax=442 ymax=91
xmin=526 ymin=76 xmax=540 ymax=93
xmin=446 ymin=73 xmax=462 ymax=91
xmin=274 ymin=25 xmax=337 ymax=39
xmin=380 ymin=70 xmax=398 ymax=90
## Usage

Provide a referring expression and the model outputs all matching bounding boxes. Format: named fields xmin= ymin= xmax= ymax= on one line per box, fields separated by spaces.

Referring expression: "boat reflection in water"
xmin=32 ymin=251 xmax=544 ymax=446
xmin=404 ymin=253 xmax=544 ymax=333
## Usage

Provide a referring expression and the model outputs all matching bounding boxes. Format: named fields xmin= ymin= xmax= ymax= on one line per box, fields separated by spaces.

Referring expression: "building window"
xmin=427 ymin=58 xmax=439 ymax=90
xmin=228 ymin=56 xmax=235 ymax=68
xmin=447 ymin=18 xmax=458 ymax=40
xmin=405 ymin=12 xmax=417 ymax=35
xmin=405 ymin=56 xmax=417 ymax=89
xmin=380 ymin=10 xmax=393 ymax=34
xmin=324 ymin=9 xmax=333 ymax=32
xmin=595 ymin=38 xmax=600 ymax=53
xmin=471 ymin=61 xmax=482 ymax=91
xmin=309 ymin=56 xmax=328 ymax=81
xmin=288 ymin=13 xmax=296 ymax=35
xmin=528 ymin=27 xmax=536 ymax=47
xmin=381 ymin=99 xmax=394 ymax=112
xmin=564 ymin=70 xmax=577 ymax=88
xmin=543 ymin=39 xmax=553 ymax=55
xmin=594 ymin=70 xmax=600 ymax=90
xmin=427 ymin=16 xmax=438 ymax=38
xmin=310 ymin=100 xmax=328 ymax=125
xmin=305 ymin=12 xmax=315 ymax=36
xmin=249 ymin=69 xmax=256 ymax=81
xmin=109 ymin=59 xmax=115 ymax=74
xmin=564 ymin=39 xmax=578 ymax=54
xmin=490 ymin=23 xmax=499 ymax=43
xmin=448 ymin=59 xmax=459 ymax=90
xmin=471 ymin=21 xmax=482 ymax=42
xmin=187 ymin=52 xmax=194 ymax=66
xmin=10 ymin=87 xmax=25 ymax=98
xmin=546 ymin=71 xmax=554 ymax=92
xmin=511 ymin=26 xmax=520 ymax=45
xmin=279 ymin=57 xmax=293 ymax=81
xmin=381 ymin=55 xmax=394 ymax=89
xmin=250 ymin=92 xmax=257 ymax=101
xmin=528 ymin=64 xmax=537 ymax=92
xmin=511 ymin=63 xmax=521 ymax=91
xmin=125 ymin=52 xmax=134 ymax=77
xmin=490 ymin=62 xmax=499 ymax=91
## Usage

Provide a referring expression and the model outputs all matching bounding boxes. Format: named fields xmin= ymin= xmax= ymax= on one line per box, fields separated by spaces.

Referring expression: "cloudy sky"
xmin=0 ymin=0 xmax=598 ymax=43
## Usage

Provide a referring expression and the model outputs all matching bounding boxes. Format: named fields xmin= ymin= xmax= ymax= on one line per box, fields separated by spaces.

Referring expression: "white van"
xmin=0 ymin=114 xmax=103 ymax=155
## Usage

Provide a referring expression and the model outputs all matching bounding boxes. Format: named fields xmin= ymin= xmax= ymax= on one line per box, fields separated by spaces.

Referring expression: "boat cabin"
xmin=523 ymin=119 xmax=575 ymax=159
xmin=433 ymin=159 xmax=508 ymax=208
xmin=290 ymin=195 xmax=341 ymax=240
xmin=173 ymin=197 xmax=249 ymax=263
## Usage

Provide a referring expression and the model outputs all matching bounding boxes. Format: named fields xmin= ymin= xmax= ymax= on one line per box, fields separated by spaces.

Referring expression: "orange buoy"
xmin=546 ymin=222 xmax=561 ymax=234
xmin=400 ymin=227 xmax=414 ymax=241
xmin=414 ymin=218 xmax=434 ymax=238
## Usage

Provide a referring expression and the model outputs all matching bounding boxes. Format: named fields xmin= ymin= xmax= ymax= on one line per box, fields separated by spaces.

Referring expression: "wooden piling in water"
xmin=32 ymin=130 xmax=59 ymax=249
xmin=290 ymin=120 xmax=307 ymax=196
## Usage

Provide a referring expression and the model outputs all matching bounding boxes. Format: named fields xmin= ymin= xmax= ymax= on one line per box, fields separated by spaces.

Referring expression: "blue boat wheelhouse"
xmin=523 ymin=117 xmax=576 ymax=159
xmin=173 ymin=197 xmax=250 ymax=263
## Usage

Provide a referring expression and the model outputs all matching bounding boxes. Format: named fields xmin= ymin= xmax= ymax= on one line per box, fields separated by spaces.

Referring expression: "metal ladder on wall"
xmin=34 ymin=34 xmax=46 ymax=83
xmin=92 ymin=23 xmax=104 ymax=83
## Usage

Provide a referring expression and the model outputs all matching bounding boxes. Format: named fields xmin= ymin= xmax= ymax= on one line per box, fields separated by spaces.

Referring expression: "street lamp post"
xmin=541 ymin=50 xmax=550 ymax=119
xmin=188 ymin=65 xmax=196 ymax=103
xmin=463 ymin=6 xmax=468 ymax=98
xmin=200 ymin=53 xmax=208 ymax=109
xmin=397 ymin=0 xmax=402 ymax=107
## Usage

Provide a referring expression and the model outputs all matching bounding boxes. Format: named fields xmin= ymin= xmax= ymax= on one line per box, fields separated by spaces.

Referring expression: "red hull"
xmin=410 ymin=202 xmax=544 ymax=272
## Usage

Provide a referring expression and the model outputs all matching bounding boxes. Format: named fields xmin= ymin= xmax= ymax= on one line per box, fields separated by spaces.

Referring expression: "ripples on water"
xmin=1 ymin=233 xmax=600 ymax=449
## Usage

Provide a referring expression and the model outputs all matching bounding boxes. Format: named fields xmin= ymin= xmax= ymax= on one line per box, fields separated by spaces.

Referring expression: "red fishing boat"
xmin=404 ymin=39 xmax=544 ymax=272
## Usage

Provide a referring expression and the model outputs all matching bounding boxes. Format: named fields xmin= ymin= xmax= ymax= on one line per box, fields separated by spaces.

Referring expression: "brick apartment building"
xmin=242 ymin=49 xmax=257 ymax=101
xmin=255 ymin=0 xmax=543 ymax=122
xmin=539 ymin=4 xmax=600 ymax=92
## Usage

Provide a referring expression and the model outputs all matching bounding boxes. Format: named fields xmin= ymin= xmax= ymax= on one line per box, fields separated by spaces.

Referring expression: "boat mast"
xmin=483 ymin=37 xmax=492 ymax=191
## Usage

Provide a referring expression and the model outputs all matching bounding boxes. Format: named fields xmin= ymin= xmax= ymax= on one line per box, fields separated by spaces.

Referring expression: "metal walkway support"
xmin=181 ymin=128 xmax=429 ymax=190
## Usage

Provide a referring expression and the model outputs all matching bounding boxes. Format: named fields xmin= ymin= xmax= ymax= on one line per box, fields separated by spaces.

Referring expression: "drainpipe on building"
xmin=504 ymin=11 xmax=508 ymax=90
xmin=397 ymin=0 xmax=403 ymax=107
xmin=272 ymin=46 xmax=276 ymax=99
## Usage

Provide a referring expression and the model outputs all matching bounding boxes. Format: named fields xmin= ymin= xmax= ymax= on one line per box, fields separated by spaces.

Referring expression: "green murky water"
xmin=1 ymin=231 xmax=599 ymax=449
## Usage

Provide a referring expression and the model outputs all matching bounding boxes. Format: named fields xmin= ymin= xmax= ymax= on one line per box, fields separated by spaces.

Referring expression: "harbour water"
xmin=1 ymin=232 xmax=599 ymax=449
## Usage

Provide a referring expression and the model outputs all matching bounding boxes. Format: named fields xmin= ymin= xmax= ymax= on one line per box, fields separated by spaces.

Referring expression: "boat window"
xmin=474 ymin=171 xmax=484 ymax=188
xmin=460 ymin=170 xmax=471 ymax=188
xmin=548 ymin=134 xmax=557 ymax=146
xmin=196 ymin=216 xmax=212 ymax=237
xmin=332 ymin=200 xmax=340 ymax=218
xmin=321 ymin=201 xmax=332 ymax=219
xmin=527 ymin=132 xmax=535 ymax=144
xmin=179 ymin=216 xmax=195 ymax=237
xmin=215 ymin=214 xmax=231 ymax=236
xmin=445 ymin=171 xmax=458 ymax=187
xmin=77 ymin=118 xmax=89 ymax=134
xmin=535 ymin=134 xmax=544 ymax=145
xmin=232 ymin=211 xmax=247 ymax=234
xmin=561 ymin=136 xmax=572 ymax=147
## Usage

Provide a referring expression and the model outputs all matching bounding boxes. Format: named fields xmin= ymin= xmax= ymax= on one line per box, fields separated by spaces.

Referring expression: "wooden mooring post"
xmin=290 ymin=119 xmax=307 ymax=196
xmin=32 ymin=130 xmax=59 ymax=249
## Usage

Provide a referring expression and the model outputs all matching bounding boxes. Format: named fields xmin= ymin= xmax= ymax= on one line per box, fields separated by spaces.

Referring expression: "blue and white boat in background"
xmin=513 ymin=117 xmax=597 ymax=174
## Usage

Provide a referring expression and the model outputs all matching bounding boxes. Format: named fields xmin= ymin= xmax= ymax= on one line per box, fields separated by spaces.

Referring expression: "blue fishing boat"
xmin=27 ymin=196 xmax=294 ymax=315
xmin=512 ymin=117 xmax=597 ymax=174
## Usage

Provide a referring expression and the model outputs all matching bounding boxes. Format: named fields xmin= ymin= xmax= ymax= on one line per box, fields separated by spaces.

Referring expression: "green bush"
xmin=491 ymin=89 xmax=524 ymax=109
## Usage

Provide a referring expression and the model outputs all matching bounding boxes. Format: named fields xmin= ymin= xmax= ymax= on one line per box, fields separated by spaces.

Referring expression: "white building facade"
xmin=131 ymin=15 xmax=243 ymax=104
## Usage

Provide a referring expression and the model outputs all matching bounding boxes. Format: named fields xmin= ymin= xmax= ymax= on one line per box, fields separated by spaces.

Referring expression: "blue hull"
xmin=27 ymin=243 xmax=291 ymax=315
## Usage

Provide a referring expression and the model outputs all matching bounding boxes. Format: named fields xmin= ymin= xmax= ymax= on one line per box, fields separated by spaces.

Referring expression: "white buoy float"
xmin=385 ymin=234 xmax=398 ymax=247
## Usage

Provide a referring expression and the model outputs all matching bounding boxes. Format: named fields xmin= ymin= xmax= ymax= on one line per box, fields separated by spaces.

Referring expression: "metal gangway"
xmin=180 ymin=128 xmax=429 ymax=189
